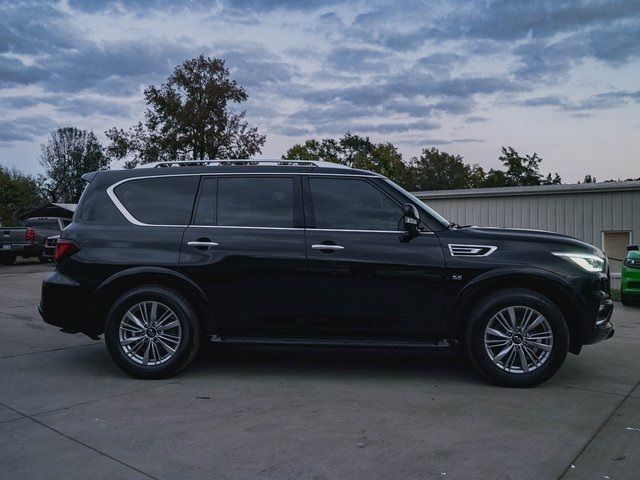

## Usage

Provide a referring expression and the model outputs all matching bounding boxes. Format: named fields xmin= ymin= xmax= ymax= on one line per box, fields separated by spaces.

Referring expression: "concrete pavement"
xmin=1 ymin=263 xmax=639 ymax=479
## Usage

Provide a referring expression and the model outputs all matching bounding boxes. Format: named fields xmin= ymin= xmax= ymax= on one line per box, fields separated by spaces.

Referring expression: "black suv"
xmin=39 ymin=160 xmax=614 ymax=386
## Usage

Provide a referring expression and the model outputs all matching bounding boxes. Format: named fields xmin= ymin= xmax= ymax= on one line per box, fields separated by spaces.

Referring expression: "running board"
xmin=210 ymin=335 xmax=452 ymax=349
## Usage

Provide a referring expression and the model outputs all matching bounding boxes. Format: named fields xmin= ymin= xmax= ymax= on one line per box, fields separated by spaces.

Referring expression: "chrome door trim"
xmin=311 ymin=244 xmax=345 ymax=251
xmin=187 ymin=241 xmax=219 ymax=247
xmin=310 ymin=228 xmax=435 ymax=234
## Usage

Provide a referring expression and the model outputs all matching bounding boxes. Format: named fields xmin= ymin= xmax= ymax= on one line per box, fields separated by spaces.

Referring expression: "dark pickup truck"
xmin=1 ymin=217 xmax=70 ymax=265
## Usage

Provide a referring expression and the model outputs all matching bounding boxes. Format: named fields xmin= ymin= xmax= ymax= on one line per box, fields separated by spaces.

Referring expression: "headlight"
xmin=624 ymin=258 xmax=640 ymax=268
xmin=552 ymin=252 xmax=605 ymax=273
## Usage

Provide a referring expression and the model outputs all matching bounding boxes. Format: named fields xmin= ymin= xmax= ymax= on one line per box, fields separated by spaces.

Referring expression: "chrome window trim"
xmin=107 ymin=172 xmax=380 ymax=227
xmin=311 ymin=228 xmax=435 ymax=234
xmin=448 ymin=244 xmax=497 ymax=257
xmin=190 ymin=225 xmax=303 ymax=231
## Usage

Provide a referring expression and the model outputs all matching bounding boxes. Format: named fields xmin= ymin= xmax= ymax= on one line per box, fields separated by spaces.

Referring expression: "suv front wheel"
xmin=464 ymin=289 xmax=569 ymax=387
xmin=105 ymin=285 xmax=201 ymax=379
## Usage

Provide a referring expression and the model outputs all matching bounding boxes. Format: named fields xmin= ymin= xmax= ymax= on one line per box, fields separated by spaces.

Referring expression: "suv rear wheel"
xmin=464 ymin=289 xmax=569 ymax=387
xmin=105 ymin=285 xmax=201 ymax=379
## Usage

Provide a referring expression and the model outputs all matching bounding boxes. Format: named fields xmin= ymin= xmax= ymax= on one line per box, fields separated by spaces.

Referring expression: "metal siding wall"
xmin=422 ymin=190 xmax=640 ymax=250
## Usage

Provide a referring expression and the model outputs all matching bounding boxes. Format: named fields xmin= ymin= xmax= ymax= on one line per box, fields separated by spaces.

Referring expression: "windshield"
xmin=383 ymin=179 xmax=450 ymax=227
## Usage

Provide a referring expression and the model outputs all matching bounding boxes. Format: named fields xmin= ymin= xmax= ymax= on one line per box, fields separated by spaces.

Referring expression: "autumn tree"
xmin=106 ymin=55 xmax=265 ymax=168
xmin=39 ymin=127 xmax=109 ymax=203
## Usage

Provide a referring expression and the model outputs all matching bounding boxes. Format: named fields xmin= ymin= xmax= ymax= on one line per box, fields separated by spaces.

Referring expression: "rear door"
xmin=304 ymin=176 xmax=447 ymax=338
xmin=180 ymin=175 xmax=307 ymax=337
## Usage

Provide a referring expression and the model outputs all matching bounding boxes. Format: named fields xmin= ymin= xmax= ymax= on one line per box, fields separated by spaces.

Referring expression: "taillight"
xmin=25 ymin=228 xmax=35 ymax=241
xmin=54 ymin=239 xmax=80 ymax=262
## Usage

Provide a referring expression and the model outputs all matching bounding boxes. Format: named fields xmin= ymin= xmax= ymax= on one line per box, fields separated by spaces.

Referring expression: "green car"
xmin=622 ymin=244 xmax=640 ymax=306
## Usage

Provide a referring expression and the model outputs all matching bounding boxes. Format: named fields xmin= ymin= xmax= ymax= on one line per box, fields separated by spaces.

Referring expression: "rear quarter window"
xmin=113 ymin=176 xmax=199 ymax=225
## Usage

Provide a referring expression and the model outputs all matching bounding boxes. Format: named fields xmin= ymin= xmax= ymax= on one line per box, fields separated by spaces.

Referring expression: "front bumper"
xmin=622 ymin=266 xmax=640 ymax=295
xmin=39 ymin=270 xmax=97 ymax=338
xmin=581 ymin=296 xmax=614 ymax=345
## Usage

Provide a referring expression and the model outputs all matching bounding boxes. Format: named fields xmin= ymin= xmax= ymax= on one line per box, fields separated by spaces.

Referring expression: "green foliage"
xmin=39 ymin=127 xmax=109 ymax=203
xmin=284 ymin=132 xmax=410 ymax=186
xmin=0 ymin=166 xmax=44 ymax=226
xmin=106 ymin=55 xmax=266 ymax=168
xmin=405 ymin=148 xmax=486 ymax=191
xmin=284 ymin=135 xmax=563 ymax=191
xmin=483 ymin=147 xmax=562 ymax=187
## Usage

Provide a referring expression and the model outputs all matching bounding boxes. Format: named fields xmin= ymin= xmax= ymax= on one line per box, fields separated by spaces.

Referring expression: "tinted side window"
xmin=193 ymin=177 xmax=217 ymax=226
xmin=310 ymin=178 xmax=403 ymax=231
xmin=114 ymin=176 xmax=198 ymax=225
xmin=217 ymin=177 xmax=294 ymax=228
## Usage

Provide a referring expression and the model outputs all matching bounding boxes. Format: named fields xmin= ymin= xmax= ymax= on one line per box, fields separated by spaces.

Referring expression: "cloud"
xmin=402 ymin=137 xmax=485 ymax=146
xmin=0 ymin=2 xmax=80 ymax=55
xmin=0 ymin=55 xmax=49 ymax=87
xmin=0 ymin=115 xmax=57 ymax=142
xmin=521 ymin=90 xmax=640 ymax=112
xmin=325 ymin=46 xmax=392 ymax=73
xmin=465 ymin=115 xmax=489 ymax=123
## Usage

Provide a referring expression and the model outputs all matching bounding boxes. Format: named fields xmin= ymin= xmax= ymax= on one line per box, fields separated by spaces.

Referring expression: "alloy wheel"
xmin=484 ymin=306 xmax=553 ymax=374
xmin=118 ymin=301 xmax=182 ymax=366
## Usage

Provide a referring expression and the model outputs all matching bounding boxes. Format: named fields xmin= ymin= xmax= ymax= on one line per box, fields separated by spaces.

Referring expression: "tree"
xmin=0 ymin=166 xmax=44 ymax=226
xmin=406 ymin=148 xmax=486 ymax=191
xmin=480 ymin=147 xmax=561 ymax=187
xmin=483 ymin=169 xmax=510 ymax=187
xmin=39 ymin=127 xmax=109 ymax=203
xmin=542 ymin=172 xmax=562 ymax=185
xmin=283 ymin=133 xmax=410 ymax=187
xmin=283 ymin=138 xmax=340 ymax=163
xmin=106 ymin=55 xmax=266 ymax=168
xmin=498 ymin=147 xmax=542 ymax=186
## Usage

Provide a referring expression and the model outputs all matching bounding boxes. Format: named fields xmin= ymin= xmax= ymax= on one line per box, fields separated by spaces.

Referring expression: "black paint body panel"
xmin=39 ymin=165 xmax=613 ymax=350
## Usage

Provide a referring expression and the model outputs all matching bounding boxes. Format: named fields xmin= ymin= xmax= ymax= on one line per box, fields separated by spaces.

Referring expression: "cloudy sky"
xmin=1 ymin=0 xmax=639 ymax=182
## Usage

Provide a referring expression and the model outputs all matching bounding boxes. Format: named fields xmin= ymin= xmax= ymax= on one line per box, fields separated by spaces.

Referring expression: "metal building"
xmin=414 ymin=181 xmax=640 ymax=289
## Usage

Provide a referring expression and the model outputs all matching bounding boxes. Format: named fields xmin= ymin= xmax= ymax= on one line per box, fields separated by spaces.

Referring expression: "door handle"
xmin=187 ymin=241 xmax=219 ymax=248
xmin=311 ymin=244 xmax=344 ymax=251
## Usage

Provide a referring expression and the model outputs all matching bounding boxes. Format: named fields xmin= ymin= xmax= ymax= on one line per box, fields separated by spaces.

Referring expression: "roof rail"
xmin=136 ymin=159 xmax=351 ymax=169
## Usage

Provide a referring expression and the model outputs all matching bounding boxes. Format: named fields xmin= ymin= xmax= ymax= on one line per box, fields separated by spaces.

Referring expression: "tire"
xmin=0 ymin=254 xmax=16 ymax=266
xmin=622 ymin=292 xmax=639 ymax=306
xmin=104 ymin=285 xmax=201 ymax=379
xmin=464 ymin=288 xmax=569 ymax=387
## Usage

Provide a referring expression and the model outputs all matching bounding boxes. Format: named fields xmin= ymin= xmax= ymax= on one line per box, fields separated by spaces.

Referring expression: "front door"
xmin=304 ymin=176 xmax=447 ymax=339
xmin=180 ymin=175 xmax=307 ymax=337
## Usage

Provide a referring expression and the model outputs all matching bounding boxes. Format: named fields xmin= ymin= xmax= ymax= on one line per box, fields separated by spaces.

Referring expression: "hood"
xmin=461 ymin=226 xmax=603 ymax=256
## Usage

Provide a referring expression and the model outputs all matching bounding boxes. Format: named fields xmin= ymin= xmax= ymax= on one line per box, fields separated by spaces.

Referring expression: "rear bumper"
xmin=39 ymin=270 xmax=98 ymax=338
xmin=1 ymin=243 xmax=38 ymax=255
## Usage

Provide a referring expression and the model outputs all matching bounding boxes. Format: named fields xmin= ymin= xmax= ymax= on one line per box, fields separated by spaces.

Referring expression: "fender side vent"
xmin=448 ymin=244 xmax=497 ymax=257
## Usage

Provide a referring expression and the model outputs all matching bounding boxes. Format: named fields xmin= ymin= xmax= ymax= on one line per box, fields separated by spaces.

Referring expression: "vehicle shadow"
xmin=181 ymin=342 xmax=482 ymax=385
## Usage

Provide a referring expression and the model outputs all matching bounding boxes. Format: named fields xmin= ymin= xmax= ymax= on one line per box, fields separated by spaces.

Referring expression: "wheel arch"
xmin=448 ymin=268 xmax=588 ymax=354
xmin=89 ymin=267 xmax=215 ymax=336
